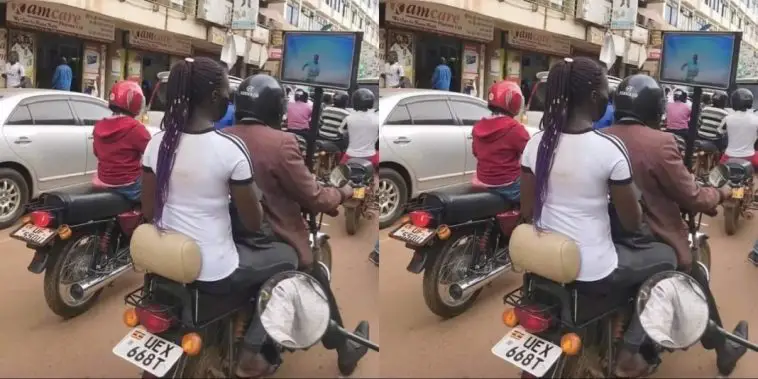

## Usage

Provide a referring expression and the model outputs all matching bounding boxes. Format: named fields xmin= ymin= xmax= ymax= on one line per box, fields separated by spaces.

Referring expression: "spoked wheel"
xmin=422 ymin=234 xmax=481 ymax=318
xmin=314 ymin=240 xmax=333 ymax=274
xmin=43 ymin=234 xmax=103 ymax=319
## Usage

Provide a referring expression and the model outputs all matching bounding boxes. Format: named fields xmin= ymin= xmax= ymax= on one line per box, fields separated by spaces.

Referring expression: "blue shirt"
xmin=214 ymin=103 xmax=235 ymax=129
xmin=52 ymin=64 xmax=72 ymax=91
xmin=593 ymin=103 xmax=614 ymax=129
xmin=431 ymin=64 xmax=452 ymax=91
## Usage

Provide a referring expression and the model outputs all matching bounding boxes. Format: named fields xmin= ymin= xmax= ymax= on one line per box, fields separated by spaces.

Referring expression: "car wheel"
xmin=0 ymin=168 xmax=28 ymax=229
xmin=378 ymin=167 xmax=407 ymax=229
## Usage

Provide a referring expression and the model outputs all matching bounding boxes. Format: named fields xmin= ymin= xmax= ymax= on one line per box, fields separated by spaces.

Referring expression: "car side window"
xmin=450 ymin=100 xmax=490 ymax=125
xmin=6 ymin=105 xmax=33 ymax=125
xmin=384 ymin=105 xmax=411 ymax=125
xmin=407 ymin=100 xmax=455 ymax=126
xmin=27 ymin=101 xmax=76 ymax=125
xmin=71 ymin=101 xmax=111 ymax=125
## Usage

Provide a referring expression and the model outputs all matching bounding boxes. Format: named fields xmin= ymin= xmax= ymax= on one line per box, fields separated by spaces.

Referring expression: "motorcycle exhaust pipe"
xmin=70 ymin=263 xmax=133 ymax=301
xmin=449 ymin=262 xmax=511 ymax=301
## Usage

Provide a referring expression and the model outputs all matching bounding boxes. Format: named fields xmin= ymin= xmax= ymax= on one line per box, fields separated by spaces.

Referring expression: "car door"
xmin=449 ymin=98 xmax=492 ymax=182
xmin=382 ymin=96 xmax=466 ymax=192
xmin=3 ymin=97 xmax=88 ymax=191
xmin=69 ymin=99 xmax=113 ymax=175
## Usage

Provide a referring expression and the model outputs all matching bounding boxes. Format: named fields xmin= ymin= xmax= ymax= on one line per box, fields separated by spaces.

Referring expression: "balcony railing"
xmin=522 ymin=0 xmax=577 ymax=16
xmin=143 ymin=0 xmax=198 ymax=17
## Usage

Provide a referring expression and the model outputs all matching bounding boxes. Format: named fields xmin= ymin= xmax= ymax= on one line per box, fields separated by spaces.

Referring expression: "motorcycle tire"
xmin=422 ymin=233 xmax=481 ymax=319
xmin=315 ymin=240 xmax=333 ymax=274
xmin=723 ymin=202 xmax=740 ymax=236
xmin=43 ymin=234 xmax=103 ymax=319
xmin=345 ymin=206 xmax=361 ymax=236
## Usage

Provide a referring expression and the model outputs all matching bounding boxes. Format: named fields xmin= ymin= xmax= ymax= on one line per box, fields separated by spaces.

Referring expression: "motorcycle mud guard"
xmin=343 ymin=198 xmax=362 ymax=208
xmin=406 ymin=250 xmax=427 ymax=273
xmin=27 ymin=250 xmax=49 ymax=274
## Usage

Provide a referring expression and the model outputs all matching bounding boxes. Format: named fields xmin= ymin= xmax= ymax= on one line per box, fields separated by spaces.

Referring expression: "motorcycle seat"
xmin=316 ymin=140 xmax=342 ymax=153
xmin=422 ymin=190 xmax=511 ymax=225
xmin=44 ymin=191 xmax=134 ymax=225
xmin=725 ymin=158 xmax=754 ymax=179
xmin=695 ymin=140 xmax=719 ymax=153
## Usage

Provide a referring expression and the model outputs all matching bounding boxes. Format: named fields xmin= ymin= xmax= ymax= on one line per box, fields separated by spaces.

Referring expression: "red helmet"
xmin=109 ymin=80 xmax=145 ymax=116
xmin=488 ymin=80 xmax=524 ymax=116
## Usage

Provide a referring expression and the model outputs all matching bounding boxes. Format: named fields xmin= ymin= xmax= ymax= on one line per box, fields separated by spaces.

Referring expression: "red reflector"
xmin=30 ymin=211 xmax=53 ymax=228
xmin=515 ymin=305 xmax=551 ymax=334
xmin=409 ymin=210 xmax=433 ymax=228
xmin=135 ymin=306 xmax=173 ymax=334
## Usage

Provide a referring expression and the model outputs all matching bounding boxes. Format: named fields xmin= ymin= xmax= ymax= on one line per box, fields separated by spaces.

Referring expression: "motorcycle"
xmin=313 ymin=140 xmax=344 ymax=182
xmin=389 ymin=186 xmax=519 ymax=318
xmin=340 ymin=158 xmax=379 ymax=235
xmin=715 ymin=160 xmax=756 ymax=235
xmin=691 ymin=140 xmax=722 ymax=180
xmin=11 ymin=191 xmax=140 ymax=318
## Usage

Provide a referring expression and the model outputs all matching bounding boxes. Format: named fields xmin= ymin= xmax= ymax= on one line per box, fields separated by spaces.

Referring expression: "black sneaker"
xmin=716 ymin=321 xmax=748 ymax=376
xmin=749 ymin=251 xmax=758 ymax=266
xmin=368 ymin=251 xmax=379 ymax=266
xmin=337 ymin=321 xmax=370 ymax=376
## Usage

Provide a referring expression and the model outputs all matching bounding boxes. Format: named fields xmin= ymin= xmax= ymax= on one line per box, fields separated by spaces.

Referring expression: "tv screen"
xmin=659 ymin=32 xmax=741 ymax=90
xmin=280 ymin=32 xmax=362 ymax=90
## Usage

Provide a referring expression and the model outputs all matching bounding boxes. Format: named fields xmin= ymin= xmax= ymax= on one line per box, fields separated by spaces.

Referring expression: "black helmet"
xmin=352 ymin=88 xmax=375 ymax=111
xmin=333 ymin=91 xmax=349 ymax=108
xmin=712 ymin=91 xmax=728 ymax=108
xmin=731 ymin=88 xmax=754 ymax=111
xmin=701 ymin=93 xmax=712 ymax=105
xmin=234 ymin=74 xmax=286 ymax=128
xmin=673 ymin=89 xmax=688 ymax=102
xmin=613 ymin=74 xmax=665 ymax=128
xmin=294 ymin=89 xmax=309 ymax=102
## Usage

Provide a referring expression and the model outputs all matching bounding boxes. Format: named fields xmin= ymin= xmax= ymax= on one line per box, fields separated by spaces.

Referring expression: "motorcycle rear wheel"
xmin=723 ymin=202 xmax=740 ymax=236
xmin=422 ymin=233 xmax=481 ymax=318
xmin=43 ymin=234 xmax=103 ymax=319
xmin=345 ymin=206 xmax=361 ymax=235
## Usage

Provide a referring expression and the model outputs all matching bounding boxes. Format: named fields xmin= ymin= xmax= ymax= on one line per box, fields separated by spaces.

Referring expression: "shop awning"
xmin=638 ymin=7 xmax=677 ymax=31
xmin=259 ymin=7 xmax=298 ymax=31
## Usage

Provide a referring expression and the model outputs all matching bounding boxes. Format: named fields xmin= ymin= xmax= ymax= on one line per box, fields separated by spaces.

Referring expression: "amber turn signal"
xmin=123 ymin=308 xmax=139 ymax=327
xmin=502 ymin=308 xmax=519 ymax=327
xmin=399 ymin=215 xmax=410 ymax=224
xmin=20 ymin=215 xmax=31 ymax=224
xmin=57 ymin=225 xmax=72 ymax=240
xmin=436 ymin=225 xmax=451 ymax=240
xmin=181 ymin=333 xmax=203 ymax=356
xmin=560 ymin=333 xmax=582 ymax=356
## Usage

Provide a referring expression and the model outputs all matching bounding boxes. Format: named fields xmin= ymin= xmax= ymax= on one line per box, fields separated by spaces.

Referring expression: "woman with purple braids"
xmin=519 ymin=57 xmax=676 ymax=377
xmin=140 ymin=56 xmax=265 ymax=288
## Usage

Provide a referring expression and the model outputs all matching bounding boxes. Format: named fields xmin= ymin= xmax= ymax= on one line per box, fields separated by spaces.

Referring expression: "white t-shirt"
xmin=384 ymin=62 xmax=404 ymax=88
xmin=724 ymin=110 xmax=758 ymax=158
xmin=343 ymin=110 xmax=379 ymax=157
xmin=5 ymin=62 xmax=24 ymax=88
xmin=521 ymin=130 xmax=633 ymax=281
xmin=142 ymin=130 xmax=254 ymax=281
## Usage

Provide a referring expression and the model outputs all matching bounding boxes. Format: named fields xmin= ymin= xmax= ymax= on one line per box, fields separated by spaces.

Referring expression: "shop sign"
xmin=208 ymin=26 xmax=226 ymax=45
xmin=630 ymin=25 xmax=648 ymax=44
xmin=197 ymin=0 xmax=233 ymax=26
xmin=625 ymin=42 xmax=641 ymax=66
xmin=649 ymin=30 xmax=662 ymax=47
xmin=610 ymin=0 xmax=638 ymax=30
xmin=648 ymin=48 xmax=661 ymax=60
xmin=506 ymin=28 xmax=571 ymax=56
xmin=576 ymin=0 xmax=611 ymax=26
xmin=129 ymin=29 xmax=192 ymax=56
xmin=7 ymin=1 xmax=116 ymax=42
xmin=252 ymin=27 xmax=269 ymax=45
xmin=270 ymin=30 xmax=283 ymax=47
xmin=231 ymin=0 xmax=258 ymax=30
xmin=586 ymin=26 xmax=604 ymax=45
xmin=269 ymin=48 xmax=282 ymax=60
xmin=386 ymin=0 xmax=494 ymax=42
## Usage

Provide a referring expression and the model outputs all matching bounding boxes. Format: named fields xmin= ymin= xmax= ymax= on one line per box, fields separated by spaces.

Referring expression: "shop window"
xmin=286 ymin=3 xmax=300 ymax=25
xmin=6 ymin=104 xmax=32 ymax=125
xmin=664 ymin=3 xmax=678 ymax=25
xmin=384 ymin=105 xmax=411 ymax=125
xmin=71 ymin=101 xmax=111 ymax=126
xmin=407 ymin=101 xmax=455 ymax=126
xmin=27 ymin=101 xmax=76 ymax=126
xmin=449 ymin=101 xmax=489 ymax=126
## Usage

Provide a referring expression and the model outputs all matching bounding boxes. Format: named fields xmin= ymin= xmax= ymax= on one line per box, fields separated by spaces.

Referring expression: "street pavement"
xmin=379 ymin=214 xmax=758 ymax=378
xmin=0 ymin=213 xmax=378 ymax=378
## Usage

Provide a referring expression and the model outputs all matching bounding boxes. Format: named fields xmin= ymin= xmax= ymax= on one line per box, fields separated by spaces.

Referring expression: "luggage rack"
xmin=125 ymin=286 xmax=180 ymax=317
xmin=503 ymin=286 xmax=561 ymax=316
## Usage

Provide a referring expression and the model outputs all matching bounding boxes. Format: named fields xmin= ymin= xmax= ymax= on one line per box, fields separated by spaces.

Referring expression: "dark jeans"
xmin=573 ymin=242 xmax=678 ymax=350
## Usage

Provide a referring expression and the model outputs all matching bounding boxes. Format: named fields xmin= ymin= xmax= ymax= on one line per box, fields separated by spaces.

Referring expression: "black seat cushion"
xmin=316 ymin=140 xmax=342 ymax=153
xmin=726 ymin=158 xmax=754 ymax=179
xmin=695 ymin=139 xmax=719 ymax=153
xmin=44 ymin=191 xmax=133 ymax=224
xmin=422 ymin=190 xmax=511 ymax=225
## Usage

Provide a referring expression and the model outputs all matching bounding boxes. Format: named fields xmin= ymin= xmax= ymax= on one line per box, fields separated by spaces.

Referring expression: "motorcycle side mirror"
xmin=707 ymin=165 xmax=729 ymax=188
xmin=257 ymin=271 xmax=331 ymax=349
xmin=329 ymin=165 xmax=350 ymax=187
xmin=636 ymin=271 xmax=710 ymax=350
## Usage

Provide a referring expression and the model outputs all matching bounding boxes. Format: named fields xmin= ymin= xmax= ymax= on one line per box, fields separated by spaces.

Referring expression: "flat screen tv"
xmin=280 ymin=31 xmax=363 ymax=90
xmin=658 ymin=31 xmax=741 ymax=90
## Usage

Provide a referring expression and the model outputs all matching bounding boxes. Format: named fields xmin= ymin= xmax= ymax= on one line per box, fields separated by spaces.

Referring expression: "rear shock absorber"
xmin=100 ymin=220 xmax=116 ymax=255
xmin=478 ymin=222 xmax=492 ymax=256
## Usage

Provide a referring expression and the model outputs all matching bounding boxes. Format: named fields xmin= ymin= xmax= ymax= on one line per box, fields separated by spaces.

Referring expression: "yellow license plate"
xmin=353 ymin=187 xmax=365 ymax=199
xmin=733 ymin=187 xmax=745 ymax=199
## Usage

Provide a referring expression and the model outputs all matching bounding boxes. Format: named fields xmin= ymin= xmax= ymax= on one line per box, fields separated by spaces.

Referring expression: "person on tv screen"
xmin=302 ymin=54 xmax=321 ymax=83
xmin=681 ymin=54 xmax=699 ymax=83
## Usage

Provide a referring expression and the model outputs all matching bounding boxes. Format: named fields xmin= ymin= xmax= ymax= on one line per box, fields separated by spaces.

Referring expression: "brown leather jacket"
xmin=605 ymin=124 xmax=720 ymax=266
xmin=226 ymin=124 xmax=345 ymax=267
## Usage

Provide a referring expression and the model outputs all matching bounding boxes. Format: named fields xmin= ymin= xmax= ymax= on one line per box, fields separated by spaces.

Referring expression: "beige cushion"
xmin=130 ymin=224 xmax=202 ymax=284
xmin=509 ymin=224 xmax=581 ymax=284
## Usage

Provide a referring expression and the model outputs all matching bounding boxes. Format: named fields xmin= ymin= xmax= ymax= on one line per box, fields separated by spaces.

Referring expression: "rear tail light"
xmin=514 ymin=305 xmax=552 ymax=334
xmin=135 ymin=306 xmax=174 ymax=334
xmin=30 ymin=211 xmax=54 ymax=228
xmin=409 ymin=210 xmax=433 ymax=228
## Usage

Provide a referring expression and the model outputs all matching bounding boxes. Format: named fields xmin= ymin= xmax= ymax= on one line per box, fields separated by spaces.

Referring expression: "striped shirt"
xmin=698 ymin=106 xmax=728 ymax=140
xmin=319 ymin=106 xmax=350 ymax=140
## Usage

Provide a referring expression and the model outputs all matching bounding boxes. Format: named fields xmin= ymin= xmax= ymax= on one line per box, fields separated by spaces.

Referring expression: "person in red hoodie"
xmin=472 ymin=80 xmax=530 ymax=202
xmin=92 ymin=80 xmax=150 ymax=201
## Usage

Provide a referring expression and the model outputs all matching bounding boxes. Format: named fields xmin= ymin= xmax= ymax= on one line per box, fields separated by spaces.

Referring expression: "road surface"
xmin=379 ymin=214 xmax=758 ymax=378
xmin=0 ymin=214 xmax=378 ymax=378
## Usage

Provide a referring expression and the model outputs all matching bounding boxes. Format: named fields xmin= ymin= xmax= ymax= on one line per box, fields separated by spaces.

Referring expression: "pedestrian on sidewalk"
xmin=52 ymin=57 xmax=72 ymax=91
xmin=431 ymin=57 xmax=451 ymax=91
